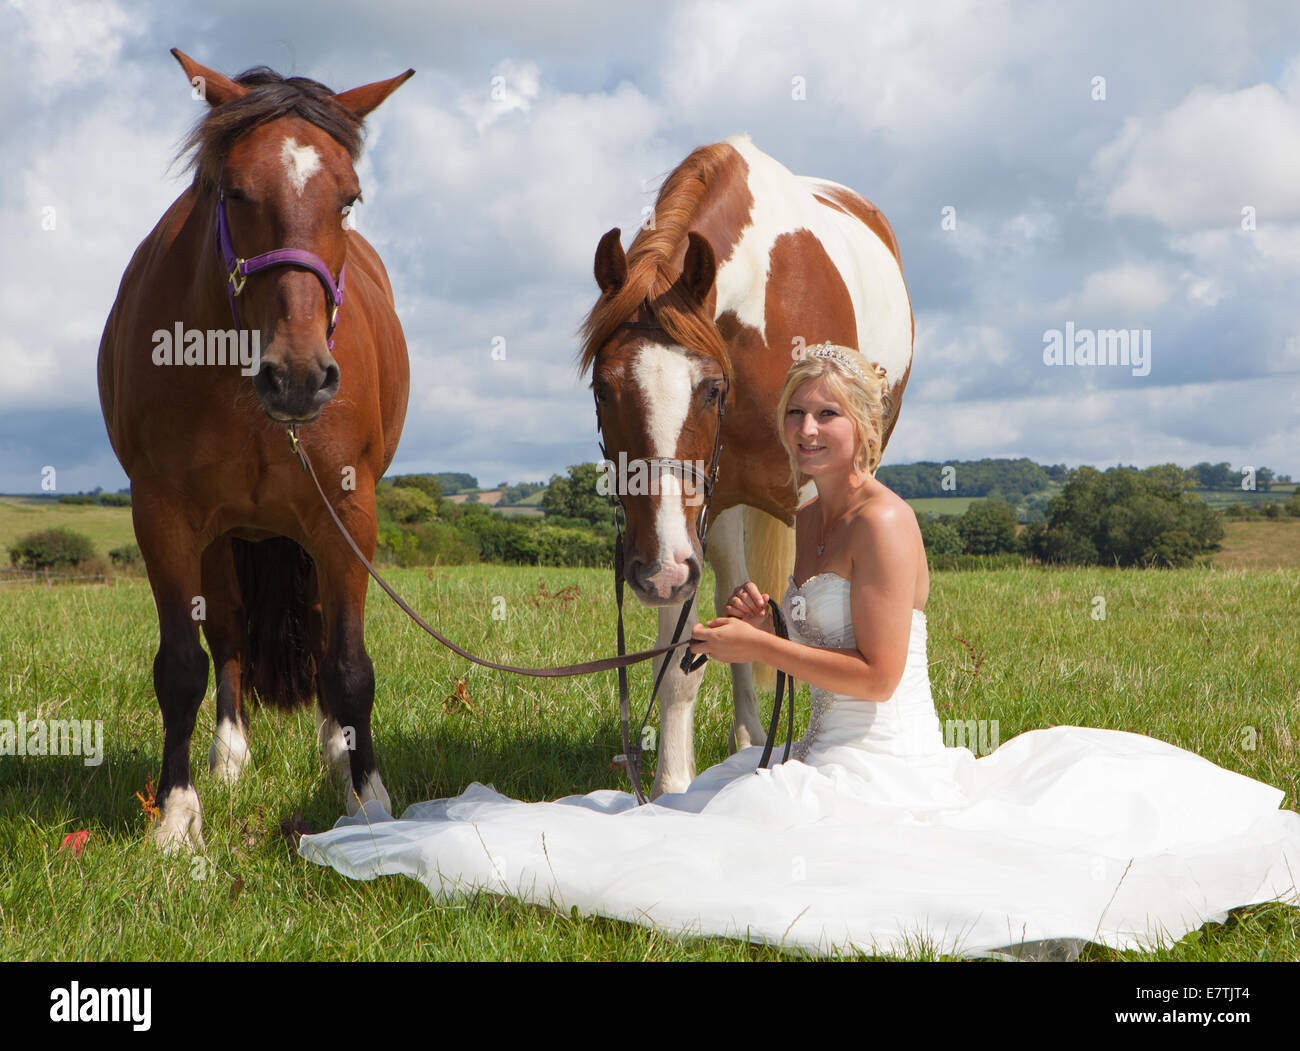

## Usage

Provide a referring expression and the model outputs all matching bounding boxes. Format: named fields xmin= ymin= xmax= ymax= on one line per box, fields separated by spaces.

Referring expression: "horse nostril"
xmin=254 ymin=361 xmax=285 ymax=397
xmin=319 ymin=362 xmax=340 ymax=397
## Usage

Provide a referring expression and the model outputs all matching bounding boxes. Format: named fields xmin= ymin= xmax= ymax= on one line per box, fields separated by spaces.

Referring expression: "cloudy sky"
xmin=3 ymin=0 xmax=1299 ymax=494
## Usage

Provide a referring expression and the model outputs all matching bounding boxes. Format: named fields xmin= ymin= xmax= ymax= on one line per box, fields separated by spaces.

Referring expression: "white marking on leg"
xmin=631 ymin=344 xmax=701 ymax=598
xmin=345 ymin=770 xmax=391 ymax=817
xmin=649 ymin=600 xmax=701 ymax=797
xmin=208 ymin=716 xmax=250 ymax=782
xmin=280 ymin=137 xmax=321 ymax=196
xmin=154 ymin=784 xmax=204 ymax=854
xmin=707 ymin=506 xmax=765 ymax=749
xmin=315 ymin=704 xmax=350 ymax=775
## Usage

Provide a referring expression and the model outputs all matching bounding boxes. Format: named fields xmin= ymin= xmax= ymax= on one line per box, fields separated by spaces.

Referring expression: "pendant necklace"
xmin=817 ymin=494 xmax=865 ymax=555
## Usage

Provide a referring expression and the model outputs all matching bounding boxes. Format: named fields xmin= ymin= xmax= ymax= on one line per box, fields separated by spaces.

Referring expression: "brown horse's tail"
xmin=232 ymin=536 xmax=318 ymax=709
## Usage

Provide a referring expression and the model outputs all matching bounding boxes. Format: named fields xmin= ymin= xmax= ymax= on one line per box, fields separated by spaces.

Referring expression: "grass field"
xmin=1216 ymin=520 xmax=1300 ymax=570
xmin=1 ymin=561 xmax=1297 ymax=961
xmin=8 ymin=495 xmax=1297 ymax=569
xmin=0 ymin=497 xmax=137 ymax=564
xmin=904 ymin=496 xmax=981 ymax=517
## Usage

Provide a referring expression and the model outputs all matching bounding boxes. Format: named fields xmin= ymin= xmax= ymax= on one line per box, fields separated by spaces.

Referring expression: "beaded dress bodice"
xmin=780 ymin=573 xmax=943 ymax=760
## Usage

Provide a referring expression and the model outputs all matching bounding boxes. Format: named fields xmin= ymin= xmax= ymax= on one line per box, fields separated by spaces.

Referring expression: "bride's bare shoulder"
xmin=849 ymin=482 xmax=922 ymax=551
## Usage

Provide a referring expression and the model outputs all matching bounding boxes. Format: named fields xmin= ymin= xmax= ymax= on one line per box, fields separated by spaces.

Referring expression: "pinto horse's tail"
xmin=232 ymin=536 xmax=318 ymax=709
xmin=741 ymin=505 xmax=796 ymax=693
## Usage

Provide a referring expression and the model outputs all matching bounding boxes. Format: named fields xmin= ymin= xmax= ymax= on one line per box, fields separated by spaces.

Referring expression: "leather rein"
xmin=214 ymin=193 xmax=798 ymax=801
xmin=595 ymin=316 xmax=797 ymax=802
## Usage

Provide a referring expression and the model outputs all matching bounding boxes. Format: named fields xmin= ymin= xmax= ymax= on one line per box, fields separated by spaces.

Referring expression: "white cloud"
xmin=1044 ymin=263 xmax=1173 ymax=317
xmin=4 ymin=0 xmax=1300 ymax=489
xmin=6 ymin=0 xmax=139 ymax=91
xmin=459 ymin=59 xmax=541 ymax=134
xmin=1091 ymin=80 xmax=1300 ymax=230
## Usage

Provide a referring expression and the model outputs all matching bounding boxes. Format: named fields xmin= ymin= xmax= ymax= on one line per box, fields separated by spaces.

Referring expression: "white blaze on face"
xmin=631 ymin=345 xmax=701 ymax=590
xmin=280 ymin=137 xmax=321 ymax=196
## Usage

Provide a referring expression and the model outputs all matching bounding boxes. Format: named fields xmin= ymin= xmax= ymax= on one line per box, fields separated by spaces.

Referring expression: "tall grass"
xmin=1 ymin=563 xmax=1297 ymax=960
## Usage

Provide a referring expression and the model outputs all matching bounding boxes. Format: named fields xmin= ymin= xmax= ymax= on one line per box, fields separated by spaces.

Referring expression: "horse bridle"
xmin=214 ymin=181 xmax=347 ymax=349
xmin=594 ymin=312 xmax=793 ymax=802
xmin=270 ymin=295 xmax=798 ymax=806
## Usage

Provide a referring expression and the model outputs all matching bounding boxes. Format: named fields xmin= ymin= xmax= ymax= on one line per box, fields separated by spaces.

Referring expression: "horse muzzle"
xmin=253 ymin=353 xmax=340 ymax=421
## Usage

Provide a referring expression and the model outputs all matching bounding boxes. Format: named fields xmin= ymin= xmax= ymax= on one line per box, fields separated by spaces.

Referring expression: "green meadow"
xmin=1 ymin=559 xmax=1297 ymax=961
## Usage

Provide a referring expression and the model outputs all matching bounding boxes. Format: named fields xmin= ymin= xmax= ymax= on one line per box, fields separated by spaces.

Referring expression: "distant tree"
xmin=877 ymin=457 xmax=1050 ymax=499
xmin=1190 ymin=461 xmax=1234 ymax=489
xmin=917 ymin=514 xmax=962 ymax=556
xmin=377 ymin=485 xmax=438 ymax=524
xmin=10 ymin=529 xmax=95 ymax=570
xmin=109 ymin=543 xmax=141 ymax=567
xmin=391 ymin=474 xmax=443 ymax=500
xmin=540 ymin=463 xmax=616 ymax=527
xmin=499 ymin=481 xmax=546 ymax=505
xmin=1141 ymin=463 xmax=1195 ymax=493
xmin=956 ymin=500 xmax=1019 ymax=555
xmin=1025 ymin=466 xmax=1222 ymax=567
xmin=433 ymin=473 xmax=477 ymax=494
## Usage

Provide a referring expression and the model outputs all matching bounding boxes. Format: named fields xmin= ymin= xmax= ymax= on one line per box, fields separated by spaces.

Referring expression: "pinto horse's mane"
xmin=176 ymin=67 xmax=365 ymax=190
xmin=577 ymin=142 xmax=735 ymax=379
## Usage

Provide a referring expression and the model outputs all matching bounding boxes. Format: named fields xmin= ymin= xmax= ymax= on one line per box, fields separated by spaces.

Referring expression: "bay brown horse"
xmin=579 ymin=133 xmax=913 ymax=797
xmin=97 ymin=50 xmax=412 ymax=849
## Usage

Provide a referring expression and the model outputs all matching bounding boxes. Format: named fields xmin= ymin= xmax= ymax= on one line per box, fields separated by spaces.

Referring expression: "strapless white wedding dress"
xmin=299 ymin=573 xmax=1300 ymax=959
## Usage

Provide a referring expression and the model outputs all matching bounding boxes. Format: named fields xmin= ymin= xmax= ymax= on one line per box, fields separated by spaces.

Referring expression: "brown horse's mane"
xmin=577 ymin=142 xmax=735 ymax=379
xmin=175 ymin=67 xmax=365 ymax=190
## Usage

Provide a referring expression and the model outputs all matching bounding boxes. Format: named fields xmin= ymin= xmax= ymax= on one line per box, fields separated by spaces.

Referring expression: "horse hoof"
xmin=345 ymin=771 xmax=391 ymax=817
xmin=153 ymin=786 xmax=206 ymax=853
xmin=209 ymin=719 xmax=251 ymax=782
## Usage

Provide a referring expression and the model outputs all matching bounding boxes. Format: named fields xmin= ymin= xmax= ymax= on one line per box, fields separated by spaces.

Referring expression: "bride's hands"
xmin=722 ymin=581 xmax=772 ymax=631
xmin=688 ymin=617 xmax=768 ymax=664
xmin=688 ymin=581 xmax=773 ymax=662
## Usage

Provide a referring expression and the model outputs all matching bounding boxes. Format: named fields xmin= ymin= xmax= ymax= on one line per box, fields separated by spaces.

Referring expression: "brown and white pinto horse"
xmin=579 ymin=133 xmax=913 ymax=797
xmin=97 ymin=51 xmax=412 ymax=849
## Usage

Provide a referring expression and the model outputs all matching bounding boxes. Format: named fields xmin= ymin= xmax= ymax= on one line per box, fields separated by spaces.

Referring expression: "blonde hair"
xmin=776 ymin=345 xmax=891 ymax=489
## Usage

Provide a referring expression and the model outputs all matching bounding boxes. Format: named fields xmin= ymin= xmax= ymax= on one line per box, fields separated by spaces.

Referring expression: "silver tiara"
xmin=799 ymin=342 xmax=883 ymax=384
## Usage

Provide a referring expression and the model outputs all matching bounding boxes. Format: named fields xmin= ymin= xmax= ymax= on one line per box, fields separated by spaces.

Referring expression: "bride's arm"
xmin=754 ymin=503 xmax=918 ymax=702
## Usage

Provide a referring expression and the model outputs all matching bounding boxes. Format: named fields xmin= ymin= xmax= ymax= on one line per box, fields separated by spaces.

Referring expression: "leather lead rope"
xmin=601 ymin=381 xmax=726 ymax=804
xmin=757 ymin=597 xmax=796 ymax=769
xmin=290 ymin=429 xmax=695 ymax=677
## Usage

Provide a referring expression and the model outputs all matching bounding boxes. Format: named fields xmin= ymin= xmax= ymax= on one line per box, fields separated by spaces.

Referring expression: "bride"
xmin=299 ymin=344 xmax=1300 ymax=960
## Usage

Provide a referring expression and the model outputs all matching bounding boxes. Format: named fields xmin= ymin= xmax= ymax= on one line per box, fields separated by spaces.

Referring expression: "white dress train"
xmin=298 ymin=573 xmax=1300 ymax=959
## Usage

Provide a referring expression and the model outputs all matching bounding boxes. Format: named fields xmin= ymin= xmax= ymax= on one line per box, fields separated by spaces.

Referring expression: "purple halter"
xmin=214 ymin=183 xmax=347 ymax=349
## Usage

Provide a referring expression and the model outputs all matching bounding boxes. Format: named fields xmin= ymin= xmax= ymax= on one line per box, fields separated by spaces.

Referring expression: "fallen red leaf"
xmin=60 ymin=830 xmax=91 ymax=858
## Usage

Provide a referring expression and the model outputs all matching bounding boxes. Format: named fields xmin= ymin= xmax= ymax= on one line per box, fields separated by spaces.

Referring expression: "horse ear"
xmin=681 ymin=231 xmax=716 ymax=304
xmin=333 ymin=70 xmax=416 ymax=119
xmin=594 ymin=228 xmax=627 ymax=295
xmin=171 ymin=48 xmax=248 ymax=107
